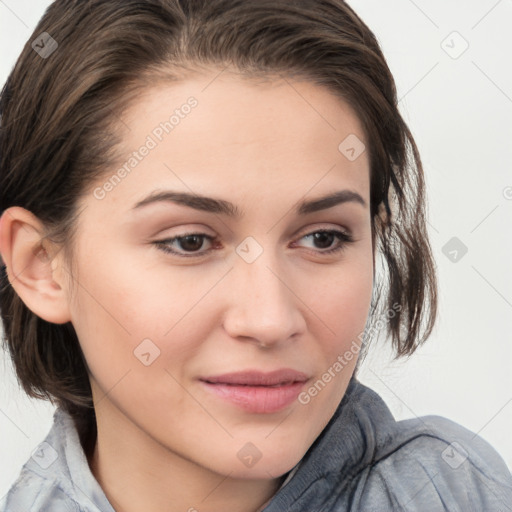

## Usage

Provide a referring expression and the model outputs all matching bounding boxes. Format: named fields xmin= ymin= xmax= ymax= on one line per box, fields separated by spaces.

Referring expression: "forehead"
xmin=88 ymin=71 xmax=370 ymax=215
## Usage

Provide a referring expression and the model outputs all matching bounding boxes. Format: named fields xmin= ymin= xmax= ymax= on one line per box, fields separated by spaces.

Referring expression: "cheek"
xmin=68 ymin=244 xmax=224 ymax=381
xmin=291 ymin=256 xmax=373 ymax=445
xmin=303 ymin=251 xmax=374 ymax=347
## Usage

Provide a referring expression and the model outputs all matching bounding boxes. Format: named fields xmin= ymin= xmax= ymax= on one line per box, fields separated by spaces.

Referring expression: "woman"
xmin=1 ymin=1 xmax=511 ymax=510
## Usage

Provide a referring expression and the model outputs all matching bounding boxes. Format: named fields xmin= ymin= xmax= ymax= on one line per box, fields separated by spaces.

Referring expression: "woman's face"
xmin=66 ymin=70 xmax=374 ymax=478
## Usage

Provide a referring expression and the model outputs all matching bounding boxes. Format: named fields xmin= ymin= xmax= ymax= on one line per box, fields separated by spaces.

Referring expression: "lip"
xmin=199 ymin=369 xmax=310 ymax=414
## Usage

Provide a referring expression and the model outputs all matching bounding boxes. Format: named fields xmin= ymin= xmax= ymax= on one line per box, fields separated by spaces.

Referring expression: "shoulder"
xmin=264 ymin=380 xmax=512 ymax=511
xmin=0 ymin=407 xmax=111 ymax=512
xmin=0 ymin=468 xmax=79 ymax=512
xmin=358 ymin=412 xmax=512 ymax=510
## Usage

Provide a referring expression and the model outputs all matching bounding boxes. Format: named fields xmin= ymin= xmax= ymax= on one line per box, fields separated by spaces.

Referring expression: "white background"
xmin=1 ymin=0 xmax=511 ymax=498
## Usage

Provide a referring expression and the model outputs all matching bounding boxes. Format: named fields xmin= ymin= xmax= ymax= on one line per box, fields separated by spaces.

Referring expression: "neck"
xmin=87 ymin=401 xmax=285 ymax=512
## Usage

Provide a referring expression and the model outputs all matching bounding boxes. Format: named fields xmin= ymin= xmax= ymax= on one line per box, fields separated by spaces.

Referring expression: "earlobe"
xmin=0 ymin=207 xmax=72 ymax=324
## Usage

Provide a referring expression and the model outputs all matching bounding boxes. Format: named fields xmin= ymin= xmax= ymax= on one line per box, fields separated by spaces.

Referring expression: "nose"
xmin=222 ymin=250 xmax=307 ymax=348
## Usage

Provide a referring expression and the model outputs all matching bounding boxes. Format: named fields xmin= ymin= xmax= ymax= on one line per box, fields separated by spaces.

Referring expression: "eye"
xmin=154 ymin=232 xmax=217 ymax=257
xmin=153 ymin=228 xmax=354 ymax=259
xmin=293 ymin=229 xmax=354 ymax=254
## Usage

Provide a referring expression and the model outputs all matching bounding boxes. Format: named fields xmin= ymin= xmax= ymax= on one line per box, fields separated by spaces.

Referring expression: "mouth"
xmin=199 ymin=369 xmax=310 ymax=413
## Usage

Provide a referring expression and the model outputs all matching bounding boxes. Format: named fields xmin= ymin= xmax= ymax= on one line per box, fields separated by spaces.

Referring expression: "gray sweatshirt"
xmin=1 ymin=377 xmax=511 ymax=511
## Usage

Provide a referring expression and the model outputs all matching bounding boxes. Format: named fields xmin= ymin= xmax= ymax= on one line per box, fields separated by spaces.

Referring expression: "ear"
xmin=0 ymin=207 xmax=72 ymax=324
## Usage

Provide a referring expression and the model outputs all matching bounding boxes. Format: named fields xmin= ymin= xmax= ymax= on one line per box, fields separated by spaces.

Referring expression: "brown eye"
xmin=310 ymin=231 xmax=336 ymax=249
xmin=155 ymin=233 xmax=216 ymax=257
xmin=296 ymin=229 xmax=354 ymax=254
xmin=178 ymin=235 xmax=206 ymax=252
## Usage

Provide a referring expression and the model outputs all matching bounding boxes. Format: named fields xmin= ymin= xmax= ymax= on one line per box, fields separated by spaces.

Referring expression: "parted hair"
xmin=0 ymin=0 xmax=437 ymax=453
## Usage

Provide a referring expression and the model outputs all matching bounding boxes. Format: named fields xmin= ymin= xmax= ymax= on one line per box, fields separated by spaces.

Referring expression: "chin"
xmin=227 ymin=457 xmax=301 ymax=480
xmin=213 ymin=437 xmax=310 ymax=480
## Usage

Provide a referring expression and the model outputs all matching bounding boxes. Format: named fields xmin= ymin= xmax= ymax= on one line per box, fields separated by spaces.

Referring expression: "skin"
xmin=0 ymin=69 xmax=374 ymax=512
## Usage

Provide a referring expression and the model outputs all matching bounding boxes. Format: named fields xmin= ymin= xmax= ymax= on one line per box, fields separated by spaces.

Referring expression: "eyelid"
xmin=152 ymin=223 xmax=216 ymax=238
xmin=293 ymin=222 xmax=352 ymax=239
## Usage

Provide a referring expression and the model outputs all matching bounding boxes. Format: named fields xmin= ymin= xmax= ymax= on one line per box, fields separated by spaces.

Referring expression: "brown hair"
xmin=0 ymin=0 xmax=437 ymax=452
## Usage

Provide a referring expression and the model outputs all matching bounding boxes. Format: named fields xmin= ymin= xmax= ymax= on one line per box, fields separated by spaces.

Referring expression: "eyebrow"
xmin=132 ymin=189 xmax=366 ymax=217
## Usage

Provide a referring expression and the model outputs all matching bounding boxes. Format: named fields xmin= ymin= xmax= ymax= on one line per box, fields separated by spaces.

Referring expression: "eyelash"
xmin=153 ymin=229 xmax=354 ymax=258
